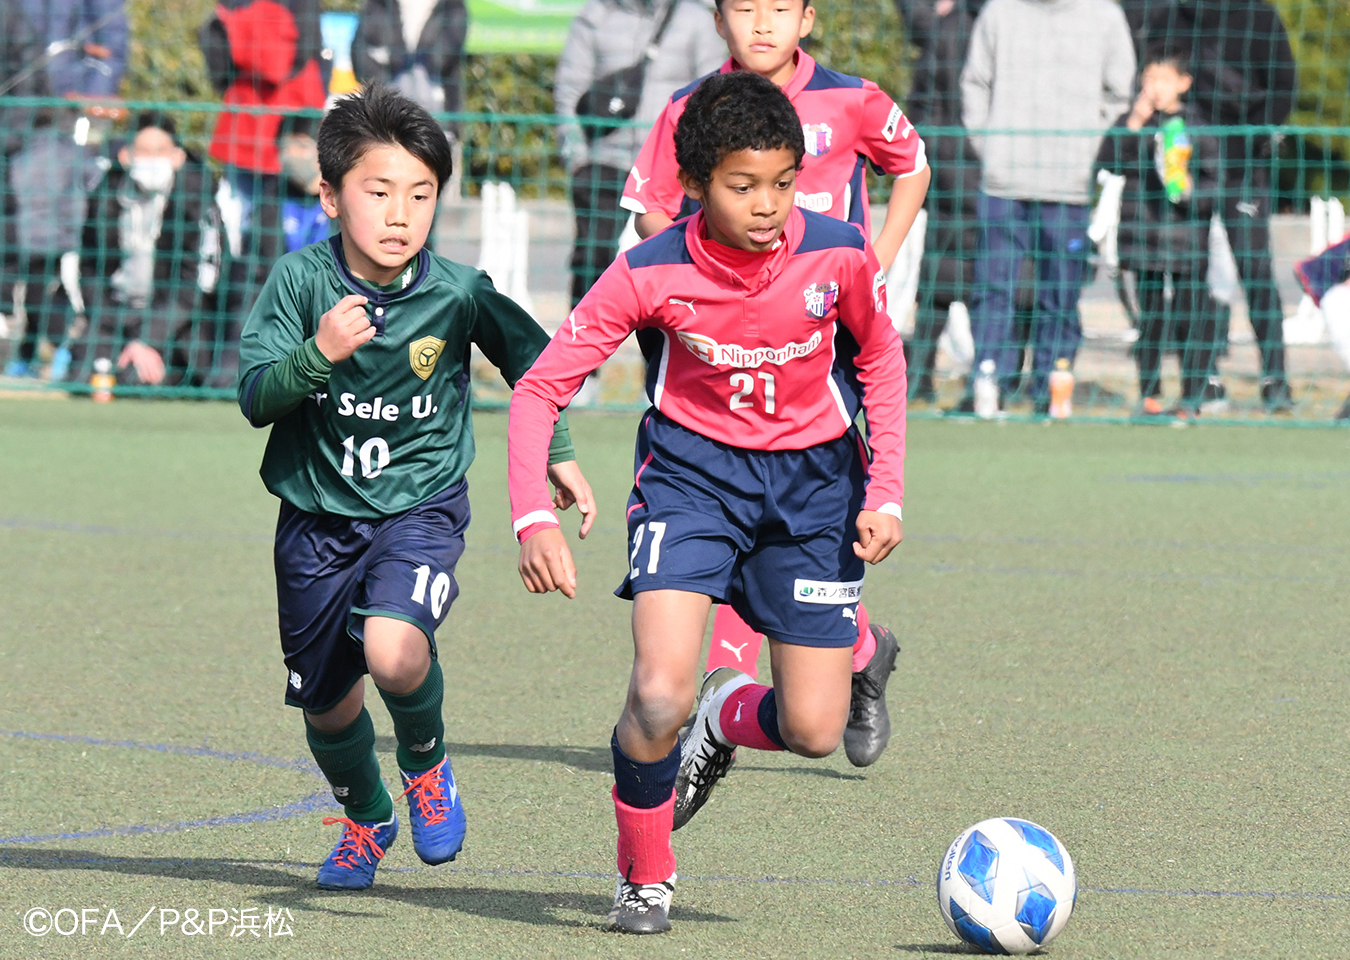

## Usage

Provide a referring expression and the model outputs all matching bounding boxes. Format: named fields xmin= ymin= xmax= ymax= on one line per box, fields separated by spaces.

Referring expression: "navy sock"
xmin=611 ymin=729 xmax=680 ymax=809
xmin=757 ymin=688 xmax=788 ymax=750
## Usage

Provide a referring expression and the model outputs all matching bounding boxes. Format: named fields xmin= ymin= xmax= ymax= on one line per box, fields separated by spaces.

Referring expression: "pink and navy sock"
xmin=611 ymin=731 xmax=678 ymax=882
xmin=717 ymin=683 xmax=786 ymax=751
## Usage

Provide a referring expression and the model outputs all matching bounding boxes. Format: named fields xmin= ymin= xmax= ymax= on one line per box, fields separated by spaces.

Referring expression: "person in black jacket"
xmin=352 ymin=0 xmax=468 ymax=133
xmin=1097 ymin=44 xmax=1221 ymax=416
xmin=1145 ymin=0 xmax=1297 ymax=411
xmin=72 ymin=112 xmax=223 ymax=387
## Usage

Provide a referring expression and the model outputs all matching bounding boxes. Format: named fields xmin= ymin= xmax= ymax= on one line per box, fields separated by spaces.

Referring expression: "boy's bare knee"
xmin=626 ymin=678 xmax=695 ymax=741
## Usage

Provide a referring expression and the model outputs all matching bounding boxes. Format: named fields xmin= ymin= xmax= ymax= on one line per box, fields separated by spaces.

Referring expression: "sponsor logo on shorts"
xmin=803 ymin=122 xmax=833 ymax=157
xmin=794 ymin=190 xmax=833 ymax=213
xmin=794 ymin=579 xmax=864 ymax=604
xmin=409 ymin=336 xmax=447 ymax=380
xmin=288 ymin=671 xmax=302 ymax=690
xmin=804 ymin=281 xmax=840 ymax=319
xmin=677 ymin=330 xmax=823 ymax=368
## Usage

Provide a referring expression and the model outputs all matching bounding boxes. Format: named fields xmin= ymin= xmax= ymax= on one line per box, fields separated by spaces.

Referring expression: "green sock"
xmin=377 ymin=660 xmax=447 ymax=773
xmin=305 ymin=707 xmax=394 ymax=823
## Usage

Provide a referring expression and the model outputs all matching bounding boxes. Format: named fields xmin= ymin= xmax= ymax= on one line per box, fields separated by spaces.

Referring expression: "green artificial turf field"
xmin=1 ymin=400 xmax=1348 ymax=959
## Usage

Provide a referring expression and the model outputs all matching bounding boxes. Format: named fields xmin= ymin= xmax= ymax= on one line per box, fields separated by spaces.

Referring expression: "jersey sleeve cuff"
xmin=892 ymin=139 xmax=929 ymax=178
xmin=874 ymin=502 xmax=903 ymax=522
xmin=513 ymin=510 xmax=560 ymax=542
xmin=619 ymin=195 xmax=648 ymax=215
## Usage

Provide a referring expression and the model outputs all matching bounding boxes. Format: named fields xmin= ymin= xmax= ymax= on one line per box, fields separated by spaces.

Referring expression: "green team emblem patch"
xmin=409 ymin=336 xmax=447 ymax=380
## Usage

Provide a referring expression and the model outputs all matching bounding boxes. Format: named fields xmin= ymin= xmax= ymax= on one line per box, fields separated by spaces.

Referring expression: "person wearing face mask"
xmin=70 ymin=112 xmax=224 ymax=388
xmin=276 ymin=115 xmax=332 ymax=252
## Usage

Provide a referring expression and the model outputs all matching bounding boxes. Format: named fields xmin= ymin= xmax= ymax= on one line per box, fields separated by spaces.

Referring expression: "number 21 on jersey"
xmin=729 ymin=372 xmax=775 ymax=414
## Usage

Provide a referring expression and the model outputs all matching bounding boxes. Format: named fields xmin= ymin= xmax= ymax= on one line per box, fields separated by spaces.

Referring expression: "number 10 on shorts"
xmin=630 ymin=522 xmax=667 ymax=579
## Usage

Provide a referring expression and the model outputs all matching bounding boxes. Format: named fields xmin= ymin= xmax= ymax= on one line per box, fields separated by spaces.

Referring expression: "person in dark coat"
xmin=72 ymin=112 xmax=224 ymax=387
xmin=1144 ymin=0 xmax=1297 ymax=411
xmin=352 ymin=0 xmax=468 ymax=128
xmin=1097 ymin=44 xmax=1221 ymax=415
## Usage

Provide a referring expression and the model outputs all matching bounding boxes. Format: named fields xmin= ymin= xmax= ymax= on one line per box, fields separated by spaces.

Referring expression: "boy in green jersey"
xmin=237 ymin=85 xmax=594 ymax=891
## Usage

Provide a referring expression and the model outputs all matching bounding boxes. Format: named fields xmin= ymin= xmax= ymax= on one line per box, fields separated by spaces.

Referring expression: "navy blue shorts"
xmin=274 ymin=480 xmax=470 ymax=712
xmin=617 ymin=411 xmax=867 ymax=647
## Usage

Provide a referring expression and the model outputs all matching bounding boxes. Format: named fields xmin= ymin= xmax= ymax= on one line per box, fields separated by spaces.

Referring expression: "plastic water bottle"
xmin=1048 ymin=358 xmax=1074 ymax=419
xmin=973 ymin=359 xmax=999 ymax=419
xmin=91 ymin=357 xmax=115 ymax=404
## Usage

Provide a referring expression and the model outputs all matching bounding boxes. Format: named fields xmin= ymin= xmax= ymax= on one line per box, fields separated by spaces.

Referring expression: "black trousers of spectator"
xmin=569 ymin=163 xmax=628 ymax=308
xmin=13 ymin=252 xmax=72 ymax=365
xmin=1135 ymin=268 xmax=1221 ymax=405
xmin=1220 ymin=162 xmax=1285 ymax=384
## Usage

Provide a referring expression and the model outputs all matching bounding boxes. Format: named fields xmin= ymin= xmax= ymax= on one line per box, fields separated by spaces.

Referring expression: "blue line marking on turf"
xmin=0 ymin=729 xmax=334 ymax=846
xmin=4 ymin=732 xmax=1347 ymax=906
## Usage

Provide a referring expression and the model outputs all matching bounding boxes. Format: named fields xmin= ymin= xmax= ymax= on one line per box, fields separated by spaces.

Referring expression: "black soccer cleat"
xmin=844 ymin=624 xmax=900 ymax=767
xmin=673 ymin=668 xmax=746 ymax=830
xmin=605 ymin=874 xmax=675 ymax=934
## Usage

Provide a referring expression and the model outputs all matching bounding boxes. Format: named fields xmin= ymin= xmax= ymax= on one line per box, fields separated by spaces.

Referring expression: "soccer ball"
xmin=936 ymin=817 xmax=1077 ymax=954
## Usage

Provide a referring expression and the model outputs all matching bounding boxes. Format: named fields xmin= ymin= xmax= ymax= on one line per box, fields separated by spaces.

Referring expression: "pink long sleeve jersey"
xmin=620 ymin=51 xmax=928 ymax=234
xmin=507 ymin=207 xmax=908 ymax=540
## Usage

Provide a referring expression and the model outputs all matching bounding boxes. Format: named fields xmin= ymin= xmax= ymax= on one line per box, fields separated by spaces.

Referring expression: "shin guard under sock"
xmin=718 ymin=683 xmax=787 ymax=751
xmin=305 ymin=707 xmax=393 ymax=822
xmin=377 ymin=660 xmax=447 ymax=773
xmin=851 ymin=603 xmax=876 ymax=673
xmin=705 ymin=605 xmax=764 ymax=678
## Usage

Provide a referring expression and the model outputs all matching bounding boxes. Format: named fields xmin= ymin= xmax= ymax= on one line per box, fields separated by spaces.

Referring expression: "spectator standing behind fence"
xmin=1097 ymin=45 xmax=1221 ymax=419
xmin=276 ymin=116 xmax=331 ymax=252
xmin=554 ymin=0 xmax=725 ymax=307
xmin=353 ymin=0 xmax=467 ymax=135
xmin=71 ymin=112 xmax=222 ymax=387
xmin=201 ymin=0 xmax=325 ymax=287
xmin=893 ymin=0 xmax=984 ymax=401
xmin=1143 ymin=0 xmax=1296 ymax=413
xmin=16 ymin=0 xmax=128 ymax=99
xmin=959 ymin=0 xmax=1134 ymax=414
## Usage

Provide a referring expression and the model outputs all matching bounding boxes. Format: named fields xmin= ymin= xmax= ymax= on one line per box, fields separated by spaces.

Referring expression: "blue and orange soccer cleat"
xmin=316 ymin=814 xmax=398 ymax=890
xmin=398 ymin=757 xmax=466 ymax=865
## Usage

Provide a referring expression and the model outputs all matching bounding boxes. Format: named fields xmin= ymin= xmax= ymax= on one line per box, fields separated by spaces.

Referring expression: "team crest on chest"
xmin=804 ymin=281 xmax=840 ymax=318
xmin=802 ymin=122 xmax=833 ymax=157
xmin=409 ymin=336 xmax=447 ymax=380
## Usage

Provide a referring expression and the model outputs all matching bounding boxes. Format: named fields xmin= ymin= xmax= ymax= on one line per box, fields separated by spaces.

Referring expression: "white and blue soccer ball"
xmin=936 ymin=817 xmax=1077 ymax=955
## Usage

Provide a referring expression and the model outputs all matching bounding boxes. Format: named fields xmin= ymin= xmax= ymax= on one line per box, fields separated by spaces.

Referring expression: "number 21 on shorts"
xmin=630 ymin=521 xmax=667 ymax=579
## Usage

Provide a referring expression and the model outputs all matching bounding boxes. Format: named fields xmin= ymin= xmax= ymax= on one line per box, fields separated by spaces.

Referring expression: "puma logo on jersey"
xmin=669 ymin=297 xmax=698 ymax=315
xmin=843 ymin=606 xmax=858 ymax=624
xmin=720 ymin=639 xmax=750 ymax=662
xmin=411 ymin=737 xmax=438 ymax=753
xmin=568 ymin=311 xmax=588 ymax=341
xmin=734 ymin=702 xmax=744 ymax=722
xmin=629 ymin=167 xmax=650 ymax=192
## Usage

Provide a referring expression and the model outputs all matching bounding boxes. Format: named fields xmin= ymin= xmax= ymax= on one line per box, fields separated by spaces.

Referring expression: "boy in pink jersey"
xmin=621 ymin=0 xmax=929 ymax=767
xmin=508 ymin=73 xmax=907 ymax=933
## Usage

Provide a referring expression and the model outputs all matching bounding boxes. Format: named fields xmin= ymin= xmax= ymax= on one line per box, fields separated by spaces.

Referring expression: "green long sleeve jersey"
xmin=237 ymin=236 xmax=574 ymax=519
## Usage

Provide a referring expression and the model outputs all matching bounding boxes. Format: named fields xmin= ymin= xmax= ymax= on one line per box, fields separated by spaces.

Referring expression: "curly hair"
xmin=674 ymin=72 xmax=805 ymax=186
xmin=318 ymin=83 xmax=454 ymax=190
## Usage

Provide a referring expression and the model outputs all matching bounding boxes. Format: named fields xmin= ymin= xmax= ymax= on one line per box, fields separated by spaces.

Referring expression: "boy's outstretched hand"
xmin=519 ymin=527 xmax=577 ymax=598
xmin=854 ymin=510 xmax=903 ymax=564
xmin=547 ymin=460 xmax=596 ymax=538
xmin=315 ymin=294 xmax=376 ymax=362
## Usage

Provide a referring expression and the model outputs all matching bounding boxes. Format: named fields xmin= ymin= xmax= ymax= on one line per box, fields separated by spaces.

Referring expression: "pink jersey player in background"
xmin=620 ymin=0 xmax=930 ymax=767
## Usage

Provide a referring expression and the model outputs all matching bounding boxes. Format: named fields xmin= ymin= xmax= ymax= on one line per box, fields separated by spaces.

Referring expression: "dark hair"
xmin=317 ymin=83 xmax=454 ymax=189
xmin=135 ymin=111 xmax=178 ymax=139
xmin=713 ymin=0 xmax=811 ymax=12
xmin=674 ymin=72 xmax=805 ymax=185
xmin=1143 ymin=41 xmax=1190 ymax=76
xmin=276 ymin=112 xmax=321 ymax=143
